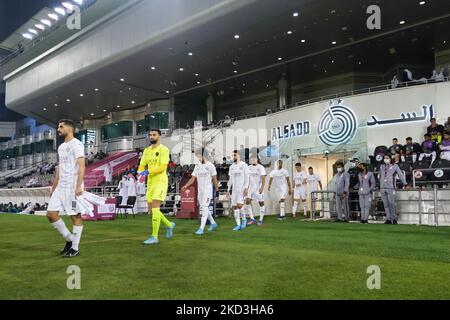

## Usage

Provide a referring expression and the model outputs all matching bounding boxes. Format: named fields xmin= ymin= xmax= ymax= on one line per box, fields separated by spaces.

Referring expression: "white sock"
xmin=208 ymin=211 xmax=216 ymax=225
xmin=280 ymin=202 xmax=285 ymax=217
xmin=200 ymin=207 xmax=208 ymax=230
xmin=259 ymin=206 xmax=266 ymax=222
xmin=234 ymin=209 xmax=241 ymax=226
xmin=52 ymin=219 xmax=73 ymax=242
xmin=245 ymin=204 xmax=254 ymax=220
xmin=240 ymin=208 xmax=246 ymax=221
xmin=71 ymin=225 xmax=83 ymax=251
xmin=292 ymin=202 xmax=298 ymax=216
xmin=303 ymin=203 xmax=307 ymax=216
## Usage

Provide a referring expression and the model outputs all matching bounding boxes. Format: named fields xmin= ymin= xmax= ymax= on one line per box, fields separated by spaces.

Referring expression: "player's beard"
xmin=150 ymin=139 xmax=157 ymax=145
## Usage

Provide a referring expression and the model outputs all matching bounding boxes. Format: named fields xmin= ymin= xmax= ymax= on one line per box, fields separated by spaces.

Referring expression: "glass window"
xmin=101 ymin=121 xmax=133 ymax=141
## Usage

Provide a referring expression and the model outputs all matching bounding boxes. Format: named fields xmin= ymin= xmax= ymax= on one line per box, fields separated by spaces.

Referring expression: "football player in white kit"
xmin=226 ymin=150 xmax=250 ymax=231
xmin=307 ymin=167 xmax=323 ymax=217
xmin=292 ymin=163 xmax=308 ymax=219
xmin=268 ymin=160 xmax=292 ymax=221
xmin=245 ymin=155 xmax=267 ymax=226
xmin=181 ymin=148 xmax=219 ymax=235
xmin=46 ymin=119 xmax=86 ymax=258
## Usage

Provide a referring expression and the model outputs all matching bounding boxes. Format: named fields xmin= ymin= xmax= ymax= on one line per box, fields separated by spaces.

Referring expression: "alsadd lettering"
xmin=272 ymin=121 xmax=310 ymax=140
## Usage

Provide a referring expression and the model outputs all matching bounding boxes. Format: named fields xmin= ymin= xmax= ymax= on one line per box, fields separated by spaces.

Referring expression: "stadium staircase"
xmin=181 ymin=121 xmax=226 ymax=158
xmin=84 ymin=151 xmax=139 ymax=187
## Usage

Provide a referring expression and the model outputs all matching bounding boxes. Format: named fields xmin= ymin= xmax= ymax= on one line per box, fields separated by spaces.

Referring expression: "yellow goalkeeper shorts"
xmin=146 ymin=177 xmax=168 ymax=202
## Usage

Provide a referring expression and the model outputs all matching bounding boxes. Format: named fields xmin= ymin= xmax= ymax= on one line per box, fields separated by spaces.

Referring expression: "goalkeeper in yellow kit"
xmin=138 ymin=129 xmax=175 ymax=245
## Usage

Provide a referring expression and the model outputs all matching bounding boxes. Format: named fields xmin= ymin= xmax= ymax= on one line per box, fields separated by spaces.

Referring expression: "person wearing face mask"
xmin=354 ymin=163 xmax=376 ymax=224
xmin=245 ymin=155 xmax=267 ymax=225
xmin=379 ymin=155 xmax=408 ymax=224
xmin=118 ymin=175 xmax=129 ymax=206
xmin=334 ymin=162 xmax=350 ymax=222
xmin=268 ymin=160 xmax=292 ymax=221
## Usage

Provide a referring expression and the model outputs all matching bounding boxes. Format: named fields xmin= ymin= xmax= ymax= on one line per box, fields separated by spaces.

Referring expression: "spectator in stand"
xmin=444 ymin=117 xmax=450 ymax=132
xmin=427 ymin=118 xmax=445 ymax=144
xmin=439 ymin=131 xmax=450 ymax=161
xmin=402 ymin=137 xmax=421 ymax=164
xmin=393 ymin=153 xmax=402 ymax=165
xmin=388 ymin=138 xmax=403 ymax=158
xmin=390 ymin=75 xmax=399 ymax=89
xmin=419 ymin=133 xmax=438 ymax=166
xmin=168 ymin=155 xmax=177 ymax=168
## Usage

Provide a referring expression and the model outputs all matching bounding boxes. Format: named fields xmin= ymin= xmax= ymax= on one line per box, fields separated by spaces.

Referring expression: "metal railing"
xmin=311 ymin=187 xmax=450 ymax=226
xmin=0 ymin=160 xmax=49 ymax=183
xmin=226 ymin=77 xmax=450 ymax=123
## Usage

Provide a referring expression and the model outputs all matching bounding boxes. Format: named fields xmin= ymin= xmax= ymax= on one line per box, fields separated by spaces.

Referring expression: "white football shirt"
xmin=192 ymin=161 xmax=217 ymax=192
xmin=269 ymin=168 xmax=289 ymax=189
xmin=293 ymin=171 xmax=307 ymax=187
xmin=57 ymin=138 xmax=85 ymax=189
xmin=307 ymin=174 xmax=321 ymax=192
xmin=228 ymin=161 xmax=249 ymax=190
xmin=248 ymin=164 xmax=266 ymax=191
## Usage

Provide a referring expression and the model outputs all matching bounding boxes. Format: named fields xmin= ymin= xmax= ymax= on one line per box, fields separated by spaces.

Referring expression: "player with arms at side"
xmin=268 ymin=160 xmax=292 ymax=221
xmin=245 ymin=155 xmax=267 ymax=225
xmin=292 ymin=163 xmax=308 ymax=219
xmin=138 ymin=129 xmax=176 ymax=245
xmin=47 ymin=119 xmax=86 ymax=258
xmin=227 ymin=150 xmax=250 ymax=231
xmin=181 ymin=148 xmax=219 ymax=235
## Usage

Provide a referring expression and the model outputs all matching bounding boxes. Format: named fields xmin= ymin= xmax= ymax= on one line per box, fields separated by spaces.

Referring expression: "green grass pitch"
xmin=0 ymin=213 xmax=449 ymax=300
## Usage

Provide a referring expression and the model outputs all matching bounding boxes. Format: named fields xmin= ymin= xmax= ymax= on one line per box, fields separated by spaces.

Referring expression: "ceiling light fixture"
xmin=293 ymin=12 xmax=299 ymax=17
xmin=332 ymin=41 xmax=337 ymax=45
xmin=179 ymin=68 xmax=184 ymax=71
xmin=188 ymin=52 xmax=193 ymax=56
xmin=287 ymin=30 xmax=293 ymax=35
xmin=48 ymin=13 xmax=59 ymax=21
xmin=419 ymin=1 xmax=426 ymax=5
xmin=120 ymin=78 xmax=125 ymax=82
xmin=400 ymin=20 xmax=406 ymax=25
xmin=54 ymin=7 xmax=66 ymax=16
xmin=278 ymin=57 xmax=283 ymax=61
xmin=151 ymin=66 xmax=156 ymax=70
xmin=234 ymin=34 xmax=240 ymax=39
xmin=41 ymin=19 xmax=51 ymax=27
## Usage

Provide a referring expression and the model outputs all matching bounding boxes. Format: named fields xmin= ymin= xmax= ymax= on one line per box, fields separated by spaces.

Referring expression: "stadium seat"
xmin=371 ymin=145 xmax=389 ymax=165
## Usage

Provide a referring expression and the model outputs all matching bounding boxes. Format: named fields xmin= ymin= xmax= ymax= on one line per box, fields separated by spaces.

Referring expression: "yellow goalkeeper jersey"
xmin=138 ymin=144 xmax=170 ymax=182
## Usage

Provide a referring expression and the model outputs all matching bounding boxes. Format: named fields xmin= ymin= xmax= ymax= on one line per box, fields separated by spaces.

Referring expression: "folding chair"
xmin=117 ymin=196 xmax=137 ymax=219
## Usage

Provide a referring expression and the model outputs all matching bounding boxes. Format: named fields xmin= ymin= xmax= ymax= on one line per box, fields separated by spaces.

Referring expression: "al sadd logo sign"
xmin=271 ymin=99 xmax=357 ymax=146
xmin=318 ymin=100 xmax=358 ymax=146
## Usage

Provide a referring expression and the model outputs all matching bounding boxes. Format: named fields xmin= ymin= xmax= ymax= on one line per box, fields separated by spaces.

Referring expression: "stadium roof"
xmin=2 ymin=0 xmax=450 ymax=125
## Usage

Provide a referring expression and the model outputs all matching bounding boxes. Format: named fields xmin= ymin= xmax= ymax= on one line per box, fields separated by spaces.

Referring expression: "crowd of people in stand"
xmin=0 ymin=202 xmax=47 ymax=214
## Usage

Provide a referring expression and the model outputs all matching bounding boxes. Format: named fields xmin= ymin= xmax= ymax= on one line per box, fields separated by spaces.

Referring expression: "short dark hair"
xmin=430 ymin=118 xmax=436 ymax=122
xmin=308 ymin=167 xmax=313 ymax=170
xmin=336 ymin=161 xmax=344 ymax=167
xmin=424 ymin=133 xmax=431 ymax=137
xmin=232 ymin=150 xmax=238 ymax=154
xmin=393 ymin=138 xmax=398 ymax=141
xmin=150 ymin=128 xmax=162 ymax=135
xmin=58 ymin=119 xmax=75 ymax=130
xmin=406 ymin=137 xmax=412 ymax=141
xmin=295 ymin=163 xmax=301 ymax=167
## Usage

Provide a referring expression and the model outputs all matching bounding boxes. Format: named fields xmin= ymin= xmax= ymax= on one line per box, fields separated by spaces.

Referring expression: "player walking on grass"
xmin=245 ymin=155 xmax=267 ymax=225
xmin=47 ymin=119 xmax=85 ymax=258
xmin=268 ymin=160 xmax=292 ymax=221
xmin=138 ymin=129 xmax=175 ymax=245
xmin=292 ymin=163 xmax=308 ymax=219
xmin=181 ymin=148 xmax=219 ymax=235
xmin=226 ymin=150 xmax=250 ymax=231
